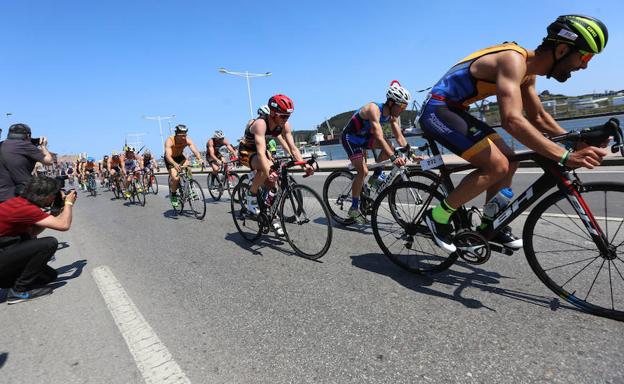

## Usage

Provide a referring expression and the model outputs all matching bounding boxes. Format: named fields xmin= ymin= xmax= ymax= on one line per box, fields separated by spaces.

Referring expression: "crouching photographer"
xmin=0 ymin=176 xmax=76 ymax=304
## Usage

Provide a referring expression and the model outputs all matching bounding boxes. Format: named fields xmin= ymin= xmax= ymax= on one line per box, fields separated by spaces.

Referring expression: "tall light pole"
xmin=218 ymin=68 xmax=272 ymax=119
xmin=143 ymin=115 xmax=175 ymax=155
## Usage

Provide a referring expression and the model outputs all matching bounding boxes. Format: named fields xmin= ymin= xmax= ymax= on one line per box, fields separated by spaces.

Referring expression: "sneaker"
xmin=491 ymin=226 xmax=523 ymax=249
xmin=424 ymin=209 xmax=456 ymax=253
xmin=246 ymin=194 xmax=260 ymax=216
xmin=170 ymin=195 xmax=179 ymax=208
xmin=7 ymin=287 xmax=53 ymax=305
xmin=348 ymin=207 xmax=367 ymax=225
xmin=272 ymin=222 xmax=285 ymax=237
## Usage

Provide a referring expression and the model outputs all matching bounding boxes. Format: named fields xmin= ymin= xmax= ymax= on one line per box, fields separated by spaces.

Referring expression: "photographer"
xmin=0 ymin=176 xmax=76 ymax=304
xmin=0 ymin=123 xmax=53 ymax=203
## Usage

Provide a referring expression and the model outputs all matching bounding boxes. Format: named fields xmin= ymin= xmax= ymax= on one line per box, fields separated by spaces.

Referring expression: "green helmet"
xmin=546 ymin=15 xmax=608 ymax=54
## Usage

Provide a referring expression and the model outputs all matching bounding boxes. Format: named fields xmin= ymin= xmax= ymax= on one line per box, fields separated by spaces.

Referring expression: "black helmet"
xmin=175 ymin=124 xmax=188 ymax=133
xmin=545 ymin=15 xmax=608 ymax=54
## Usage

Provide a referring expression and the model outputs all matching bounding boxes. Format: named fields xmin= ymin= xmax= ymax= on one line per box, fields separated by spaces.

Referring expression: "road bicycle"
xmin=231 ymin=156 xmax=333 ymax=260
xmin=322 ymin=144 xmax=450 ymax=225
xmin=126 ymin=170 xmax=146 ymax=206
xmin=170 ymin=165 xmax=206 ymax=219
xmin=371 ymin=118 xmax=624 ymax=320
xmin=142 ymin=167 xmax=159 ymax=195
xmin=86 ymin=171 xmax=97 ymax=197
xmin=207 ymin=159 xmax=240 ymax=201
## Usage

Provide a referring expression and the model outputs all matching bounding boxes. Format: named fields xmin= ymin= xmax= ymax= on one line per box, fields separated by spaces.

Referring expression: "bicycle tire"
xmin=150 ymin=173 xmax=159 ymax=195
xmin=371 ymin=181 xmax=459 ymax=274
xmin=187 ymin=179 xmax=206 ymax=219
xmin=280 ymin=184 xmax=333 ymax=260
xmin=207 ymin=173 xmax=223 ymax=201
xmin=322 ymin=170 xmax=356 ymax=226
xmin=231 ymin=182 xmax=262 ymax=242
xmin=134 ymin=179 xmax=146 ymax=206
xmin=523 ymin=182 xmax=624 ymax=321
xmin=226 ymin=172 xmax=240 ymax=198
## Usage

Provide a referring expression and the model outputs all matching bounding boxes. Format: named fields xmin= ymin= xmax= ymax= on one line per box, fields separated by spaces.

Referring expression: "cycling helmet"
xmin=112 ymin=154 xmax=120 ymax=159
xmin=126 ymin=146 xmax=135 ymax=152
xmin=268 ymin=94 xmax=294 ymax=113
xmin=386 ymin=80 xmax=411 ymax=104
xmin=213 ymin=130 xmax=224 ymax=139
xmin=103 ymin=155 xmax=109 ymax=159
xmin=87 ymin=156 xmax=94 ymax=162
xmin=545 ymin=15 xmax=608 ymax=54
xmin=175 ymin=124 xmax=188 ymax=133
xmin=257 ymin=105 xmax=270 ymax=117
xmin=143 ymin=150 xmax=151 ymax=157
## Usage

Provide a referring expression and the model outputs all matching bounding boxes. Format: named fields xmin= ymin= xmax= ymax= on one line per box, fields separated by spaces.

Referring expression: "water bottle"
xmin=483 ymin=187 xmax=513 ymax=219
xmin=264 ymin=188 xmax=277 ymax=207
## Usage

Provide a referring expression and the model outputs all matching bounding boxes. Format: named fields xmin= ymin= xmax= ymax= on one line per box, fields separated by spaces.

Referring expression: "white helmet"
xmin=213 ymin=130 xmax=224 ymax=139
xmin=257 ymin=105 xmax=270 ymax=117
xmin=386 ymin=80 xmax=411 ymax=104
xmin=126 ymin=145 xmax=136 ymax=152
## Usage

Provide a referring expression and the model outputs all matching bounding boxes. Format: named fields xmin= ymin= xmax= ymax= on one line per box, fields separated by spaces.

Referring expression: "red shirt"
xmin=0 ymin=197 xmax=50 ymax=237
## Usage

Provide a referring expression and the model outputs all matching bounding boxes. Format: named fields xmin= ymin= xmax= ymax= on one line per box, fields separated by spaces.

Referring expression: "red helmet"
xmin=268 ymin=94 xmax=294 ymax=114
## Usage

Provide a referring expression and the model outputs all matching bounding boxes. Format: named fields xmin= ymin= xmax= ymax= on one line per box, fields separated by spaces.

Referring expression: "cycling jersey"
xmin=419 ymin=42 xmax=529 ymax=160
xmin=428 ymin=42 xmax=529 ymax=109
xmin=342 ymin=102 xmax=391 ymax=160
xmin=124 ymin=157 xmax=138 ymax=170
xmin=168 ymin=135 xmax=187 ymax=157
xmin=85 ymin=161 xmax=96 ymax=171
xmin=238 ymin=117 xmax=283 ymax=167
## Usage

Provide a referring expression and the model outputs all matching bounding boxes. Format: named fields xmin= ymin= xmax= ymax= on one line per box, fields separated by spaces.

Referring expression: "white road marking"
xmin=92 ymin=266 xmax=191 ymax=384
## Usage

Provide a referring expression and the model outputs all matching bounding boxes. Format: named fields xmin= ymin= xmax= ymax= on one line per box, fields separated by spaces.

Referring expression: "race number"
xmin=419 ymin=155 xmax=444 ymax=171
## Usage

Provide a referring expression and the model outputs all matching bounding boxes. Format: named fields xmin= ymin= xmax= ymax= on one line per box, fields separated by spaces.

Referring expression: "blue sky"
xmin=1 ymin=0 xmax=623 ymax=158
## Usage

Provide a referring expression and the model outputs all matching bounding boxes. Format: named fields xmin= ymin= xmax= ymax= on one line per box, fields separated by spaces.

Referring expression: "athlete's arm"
xmin=497 ymin=51 xmax=605 ymax=168
xmin=389 ymin=115 xmax=408 ymax=147
xmin=223 ymin=139 xmax=237 ymax=157
xmin=520 ymin=75 xmax=566 ymax=136
xmin=282 ymin=123 xmax=313 ymax=175
xmin=275 ymin=135 xmax=291 ymax=155
xmin=186 ymin=138 xmax=203 ymax=163
xmin=360 ymin=103 xmax=395 ymax=158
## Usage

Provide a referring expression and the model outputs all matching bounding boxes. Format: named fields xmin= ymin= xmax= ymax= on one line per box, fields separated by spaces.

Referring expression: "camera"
xmin=51 ymin=175 xmax=71 ymax=215
xmin=31 ymin=137 xmax=41 ymax=146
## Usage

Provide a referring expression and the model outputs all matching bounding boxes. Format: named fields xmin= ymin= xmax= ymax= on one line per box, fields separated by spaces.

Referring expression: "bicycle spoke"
xmin=604 ymin=191 xmax=609 ymax=241
xmin=540 ymin=214 xmax=593 ymax=243
xmin=542 ymin=255 xmax=603 ymax=272
xmin=608 ymin=262 xmax=614 ymax=310
xmin=584 ymin=258 xmax=606 ymax=302
xmin=611 ymin=219 xmax=624 ymax=246
xmin=532 ymin=233 xmax=596 ymax=251
xmin=560 ymin=256 xmax=601 ymax=289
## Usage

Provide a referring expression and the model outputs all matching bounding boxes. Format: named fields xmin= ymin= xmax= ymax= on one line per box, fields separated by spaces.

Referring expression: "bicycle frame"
xmin=423 ymin=140 xmax=613 ymax=254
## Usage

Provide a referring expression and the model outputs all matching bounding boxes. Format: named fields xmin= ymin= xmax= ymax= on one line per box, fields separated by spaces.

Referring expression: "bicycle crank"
xmin=454 ymin=230 xmax=491 ymax=265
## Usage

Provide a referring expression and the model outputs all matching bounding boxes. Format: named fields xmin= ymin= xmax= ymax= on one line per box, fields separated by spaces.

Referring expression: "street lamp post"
xmin=143 ymin=115 xmax=175 ymax=155
xmin=218 ymin=68 xmax=272 ymax=119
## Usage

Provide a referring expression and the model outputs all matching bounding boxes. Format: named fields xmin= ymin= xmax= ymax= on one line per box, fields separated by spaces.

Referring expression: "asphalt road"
xmin=1 ymin=168 xmax=623 ymax=384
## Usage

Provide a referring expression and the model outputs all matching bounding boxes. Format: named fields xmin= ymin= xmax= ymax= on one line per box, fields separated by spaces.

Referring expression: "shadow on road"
xmin=57 ymin=241 xmax=70 ymax=251
xmin=351 ymin=253 xmax=575 ymax=313
xmin=0 ymin=352 xmax=7 ymax=370
xmin=55 ymin=259 xmax=87 ymax=282
xmin=224 ymin=232 xmax=300 ymax=258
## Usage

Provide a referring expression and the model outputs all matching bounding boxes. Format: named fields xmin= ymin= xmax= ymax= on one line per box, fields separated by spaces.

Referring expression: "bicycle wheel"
xmin=231 ymin=182 xmax=262 ymax=242
xmin=134 ymin=179 xmax=146 ymax=206
xmin=322 ymin=170 xmax=355 ymax=225
xmin=404 ymin=169 xmax=451 ymax=197
xmin=187 ymin=179 xmax=206 ymax=219
xmin=226 ymin=172 xmax=240 ymax=198
xmin=371 ymin=181 xmax=459 ymax=273
xmin=280 ymin=184 xmax=333 ymax=260
xmin=149 ymin=173 xmax=159 ymax=195
xmin=207 ymin=173 xmax=223 ymax=201
xmin=523 ymin=182 xmax=624 ymax=321
xmin=89 ymin=177 xmax=97 ymax=196
xmin=113 ymin=179 xmax=122 ymax=199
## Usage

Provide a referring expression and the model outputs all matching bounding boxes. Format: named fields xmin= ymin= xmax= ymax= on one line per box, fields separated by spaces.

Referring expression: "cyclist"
xmin=164 ymin=124 xmax=204 ymax=208
xmin=419 ymin=15 xmax=609 ymax=253
xmin=99 ymin=155 xmax=110 ymax=186
xmin=142 ymin=150 xmax=159 ymax=171
xmin=238 ymin=94 xmax=314 ymax=222
xmin=341 ymin=80 xmax=411 ymax=224
xmin=75 ymin=158 xmax=85 ymax=190
xmin=120 ymin=146 xmax=143 ymax=198
xmin=83 ymin=156 xmax=98 ymax=191
xmin=206 ymin=130 xmax=238 ymax=182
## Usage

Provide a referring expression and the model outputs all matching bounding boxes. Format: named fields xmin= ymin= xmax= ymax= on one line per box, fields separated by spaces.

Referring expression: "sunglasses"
xmin=276 ymin=113 xmax=291 ymax=120
xmin=578 ymin=49 xmax=594 ymax=64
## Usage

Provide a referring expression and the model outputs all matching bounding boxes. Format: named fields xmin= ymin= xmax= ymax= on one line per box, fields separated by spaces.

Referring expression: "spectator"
xmin=0 ymin=176 xmax=77 ymax=304
xmin=0 ymin=123 xmax=53 ymax=202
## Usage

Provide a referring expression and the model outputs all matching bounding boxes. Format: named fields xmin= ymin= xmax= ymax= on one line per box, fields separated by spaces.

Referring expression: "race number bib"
xmin=419 ymin=155 xmax=444 ymax=171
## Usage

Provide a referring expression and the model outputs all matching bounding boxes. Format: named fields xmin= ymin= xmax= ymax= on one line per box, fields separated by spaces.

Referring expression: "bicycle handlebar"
xmin=550 ymin=118 xmax=623 ymax=157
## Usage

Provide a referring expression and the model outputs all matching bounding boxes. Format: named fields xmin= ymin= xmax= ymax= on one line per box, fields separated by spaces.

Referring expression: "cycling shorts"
xmin=419 ymin=101 xmax=501 ymax=160
xmin=165 ymin=155 xmax=186 ymax=170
